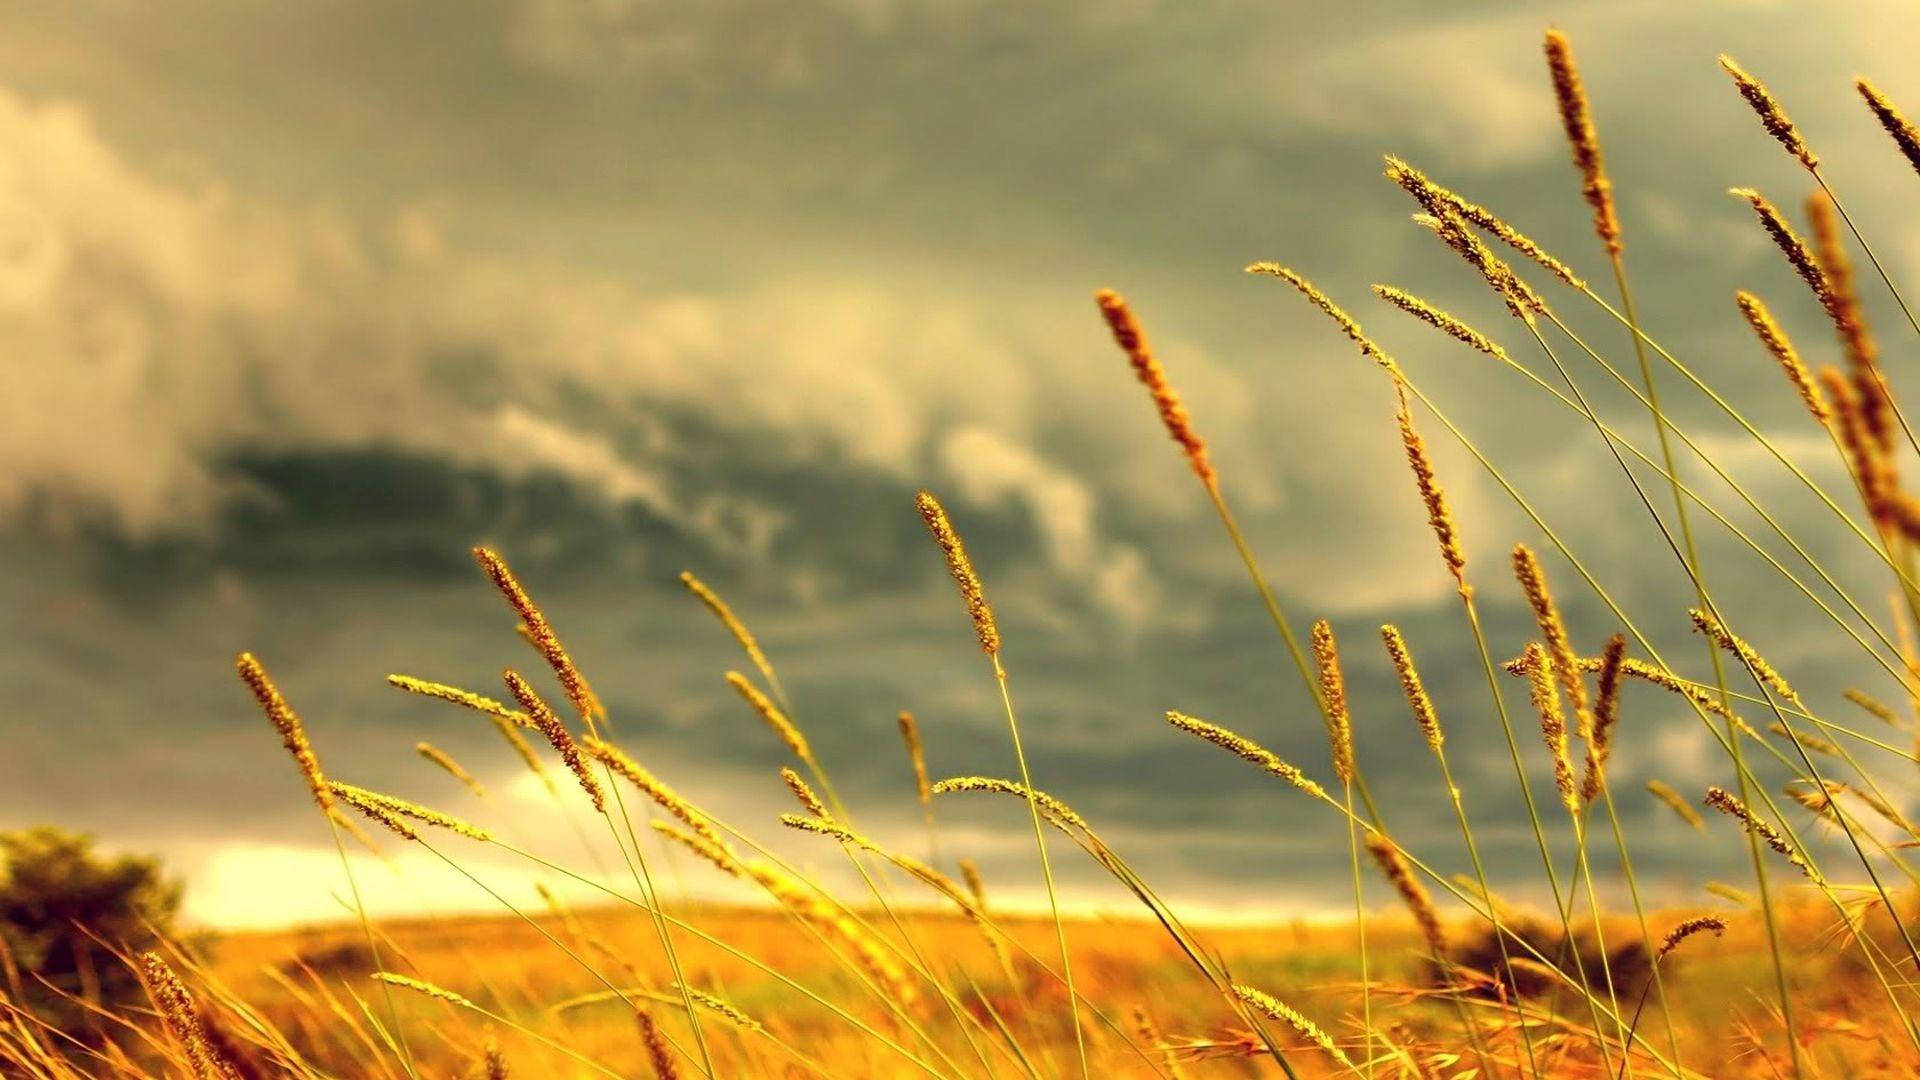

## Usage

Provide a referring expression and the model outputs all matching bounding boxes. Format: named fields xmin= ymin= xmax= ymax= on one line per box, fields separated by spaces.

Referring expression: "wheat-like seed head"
xmin=415 ymin=741 xmax=487 ymax=798
xmin=653 ymin=821 xmax=743 ymax=877
xmin=635 ymin=1008 xmax=680 ymax=1080
xmin=236 ymin=652 xmax=332 ymax=813
xmin=1364 ymin=833 xmax=1445 ymax=957
xmin=504 ymin=669 xmax=605 ymax=813
xmin=897 ymin=710 xmax=932 ymax=809
xmin=1822 ymin=364 xmax=1898 ymax=528
xmin=1657 ymin=916 xmax=1727 ymax=960
xmin=780 ymin=767 xmax=828 ymax=819
xmin=1720 ymin=56 xmax=1818 ymax=169
xmin=327 ymin=781 xmax=493 ymax=841
xmin=1646 ymin=779 xmax=1705 ymax=831
xmin=331 ymin=787 xmax=420 ymax=841
xmin=387 ymin=675 xmax=533 ymax=728
xmin=1511 ymin=544 xmax=1591 ymax=738
xmin=374 ymin=972 xmax=475 ymax=1009
xmin=1309 ymin=620 xmax=1356 ymax=785
xmin=1383 ymin=158 xmax=1552 ymax=317
xmin=1096 ymin=288 xmax=1216 ymax=487
xmin=930 ymin=776 xmax=1090 ymax=833
xmin=1705 ymin=786 xmax=1818 ymax=880
xmin=1807 ymin=191 xmax=1892 ymax=452
xmin=1246 ymin=263 xmax=1398 ymax=372
xmin=1843 ymin=688 xmax=1901 ymax=727
xmin=671 ymin=983 xmax=763 ymax=1033
xmin=1730 ymin=188 xmax=1836 ymax=320
xmin=1688 ymin=608 xmax=1800 ymax=704
xmin=1520 ymin=642 xmax=1578 ymax=815
xmin=1580 ymin=633 xmax=1628 ymax=802
xmin=1736 ymin=291 xmax=1830 ymax=424
xmin=1857 ymin=77 xmax=1920 ymax=180
xmin=1381 ymin=624 xmax=1442 ymax=754
xmin=678 ymin=571 xmax=777 ymax=687
xmin=583 ymin=738 xmax=726 ymax=853
xmin=1230 ymin=985 xmax=1353 ymax=1069
xmin=725 ymin=671 xmax=811 ymax=761
xmin=1391 ymin=376 xmax=1468 ymax=590
xmin=1163 ymin=711 xmax=1326 ymax=800
xmin=473 ymin=547 xmax=599 ymax=725
xmin=1373 ymin=284 xmax=1511 ymax=363
xmin=1544 ymin=29 xmax=1621 ymax=254
xmin=1770 ymin=723 xmax=1839 ymax=758
xmin=959 ymin=857 xmax=987 ymax=910
xmin=1379 ymin=158 xmax=1584 ymax=288
xmin=914 ymin=489 xmax=1000 ymax=656
xmin=138 ymin=953 xmax=238 ymax=1080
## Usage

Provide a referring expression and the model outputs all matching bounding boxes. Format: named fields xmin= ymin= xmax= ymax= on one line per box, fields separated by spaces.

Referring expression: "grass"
xmin=14 ymin=21 xmax=1920 ymax=1080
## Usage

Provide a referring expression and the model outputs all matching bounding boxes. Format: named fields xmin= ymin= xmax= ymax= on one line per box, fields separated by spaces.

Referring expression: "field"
xmin=15 ymin=19 xmax=1920 ymax=1080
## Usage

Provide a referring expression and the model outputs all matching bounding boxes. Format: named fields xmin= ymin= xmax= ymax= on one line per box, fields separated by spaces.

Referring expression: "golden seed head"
xmin=1822 ymin=364 xmax=1898 ymax=526
xmin=679 ymin=570 xmax=777 ymax=688
xmin=583 ymin=737 xmax=727 ymax=854
xmin=1096 ymin=288 xmax=1217 ymax=487
xmin=1373 ymin=284 xmax=1511 ymax=364
xmin=1807 ymin=191 xmax=1891 ymax=451
xmin=327 ymin=781 xmax=493 ymax=842
xmin=1391 ymin=377 xmax=1468 ymax=588
xmin=504 ymin=669 xmax=605 ymax=813
xmin=1858 ymin=77 xmax=1920 ymax=180
xmin=1704 ymin=786 xmax=1817 ymax=880
xmin=1164 ymin=711 xmax=1326 ymax=800
xmin=635 ymin=1009 xmax=680 ymax=1080
xmin=138 ymin=952 xmax=238 ymax=1080
xmin=1364 ymin=833 xmax=1445 ymax=957
xmin=1771 ymin=723 xmax=1839 ymax=758
xmin=1521 ymin=642 xmax=1578 ymax=815
xmin=1657 ymin=916 xmax=1727 ymax=960
xmin=1580 ymin=633 xmax=1628 ymax=802
xmin=415 ymin=741 xmax=486 ymax=799
xmin=915 ymin=489 xmax=1001 ymax=656
xmin=897 ymin=710 xmax=932 ymax=808
xmin=725 ymin=671 xmax=811 ymax=761
xmin=1230 ymin=985 xmax=1353 ymax=1069
xmin=780 ymin=766 xmax=828 ymax=818
xmin=959 ymin=857 xmax=987 ymax=910
xmin=473 ymin=547 xmax=598 ymax=725
xmin=1736 ymin=291 xmax=1829 ymax=424
xmin=1381 ymin=625 xmax=1442 ymax=754
xmin=236 ymin=652 xmax=332 ymax=813
xmin=653 ymin=820 xmax=743 ymax=877
xmin=1646 ymin=779 xmax=1706 ymax=831
xmin=331 ymin=787 xmax=420 ymax=841
xmin=1843 ymin=688 xmax=1900 ymax=727
xmin=1544 ymin=29 xmax=1620 ymax=254
xmin=1688 ymin=608 xmax=1799 ymax=704
xmin=1309 ymin=620 xmax=1356 ymax=785
xmin=930 ymin=775 xmax=1091 ymax=833
xmin=374 ymin=972 xmax=475 ymax=1009
xmin=1382 ymin=157 xmax=1557 ymax=316
xmin=671 ymin=983 xmax=763 ymax=1033
xmin=1381 ymin=158 xmax=1584 ymax=288
xmin=1246 ymin=263 xmax=1398 ymax=372
xmin=1511 ymin=544 xmax=1591 ymax=738
xmin=1720 ymin=55 xmax=1818 ymax=169
xmin=1730 ymin=188 xmax=1836 ymax=320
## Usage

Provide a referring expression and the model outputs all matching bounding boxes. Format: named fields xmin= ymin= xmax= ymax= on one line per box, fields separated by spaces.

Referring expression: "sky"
xmin=6 ymin=0 xmax=1920 ymax=929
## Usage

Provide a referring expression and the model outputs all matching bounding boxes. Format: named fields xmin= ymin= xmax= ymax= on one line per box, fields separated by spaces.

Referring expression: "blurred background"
xmin=4 ymin=0 xmax=1919 ymax=928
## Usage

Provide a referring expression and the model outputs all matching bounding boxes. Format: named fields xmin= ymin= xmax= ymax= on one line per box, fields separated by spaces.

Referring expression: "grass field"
xmin=17 ymin=20 xmax=1920 ymax=1080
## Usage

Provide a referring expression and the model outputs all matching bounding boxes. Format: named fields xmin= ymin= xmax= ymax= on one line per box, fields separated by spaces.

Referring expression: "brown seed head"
xmin=1657 ymin=916 xmax=1727 ymax=960
xmin=635 ymin=1008 xmax=680 ymax=1080
xmin=1720 ymin=56 xmax=1818 ymax=169
xmin=897 ymin=710 xmax=932 ymax=809
xmin=1704 ymin=786 xmax=1817 ymax=879
xmin=1096 ymin=288 xmax=1216 ymax=487
xmin=1736 ymin=291 xmax=1829 ymax=424
xmin=1381 ymin=624 xmax=1442 ymax=754
xmin=504 ymin=669 xmax=605 ymax=813
xmin=1822 ymin=365 xmax=1897 ymax=526
xmin=1688 ymin=608 xmax=1799 ymax=704
xmin=1383 ymin=157 xmax=1553 ymax=317
xmin=915 ymin=489 xmax=1000 ymax=656
xmin=473 ymin=548 xmax=597 ymax=724
xmin=236 ymin=652 xmax=332 ymax=812
xmin=1807 ymin=191 xmax=1891 ymax=451
xmin=1730 ymin=188 xmax=1836 ymax=320
xmin=1511 ymin=544 xmax=1591 ymax=738
xmin=1521 ymin=642 xmax=1578 ymax=815
xmin=138 ymin=952 xmax=239 ymax=1080
xmin=1544 ymin=30 xmax=1620 ymax=254
xmin=1857 ymin=77 xmax=1920 ymax=181
xmin=1310 ymin=620 xmax=1356 ymax=786
xmin=1581 ymin=633 xmax=1628 ymax=802
xmin=1392 ymin=377 xmax=1467 ymax=589
xmin=1365 ymin=833 xmax=1445 ymax=957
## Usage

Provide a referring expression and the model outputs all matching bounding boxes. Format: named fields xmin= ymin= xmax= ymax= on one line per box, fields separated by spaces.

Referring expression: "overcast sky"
xmin=6 ymin=0 xmax=1920 ymax=928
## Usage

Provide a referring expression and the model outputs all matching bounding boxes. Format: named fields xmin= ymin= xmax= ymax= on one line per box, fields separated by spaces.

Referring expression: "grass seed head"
xmin=1721 ymin=55 xmax=1818 ymax=169
xmin=236 ymin=652 xmax=332 ymax=813
xmin=504 ymin=669 xmax=605 ymax=813
xmin=1096 ymin=288 xmax=1216 ymax=487
xmin=1544 ymin=29 xmax=1620 ymax=254
xmin=915 ymin=489 xmax=1000 ymax=656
